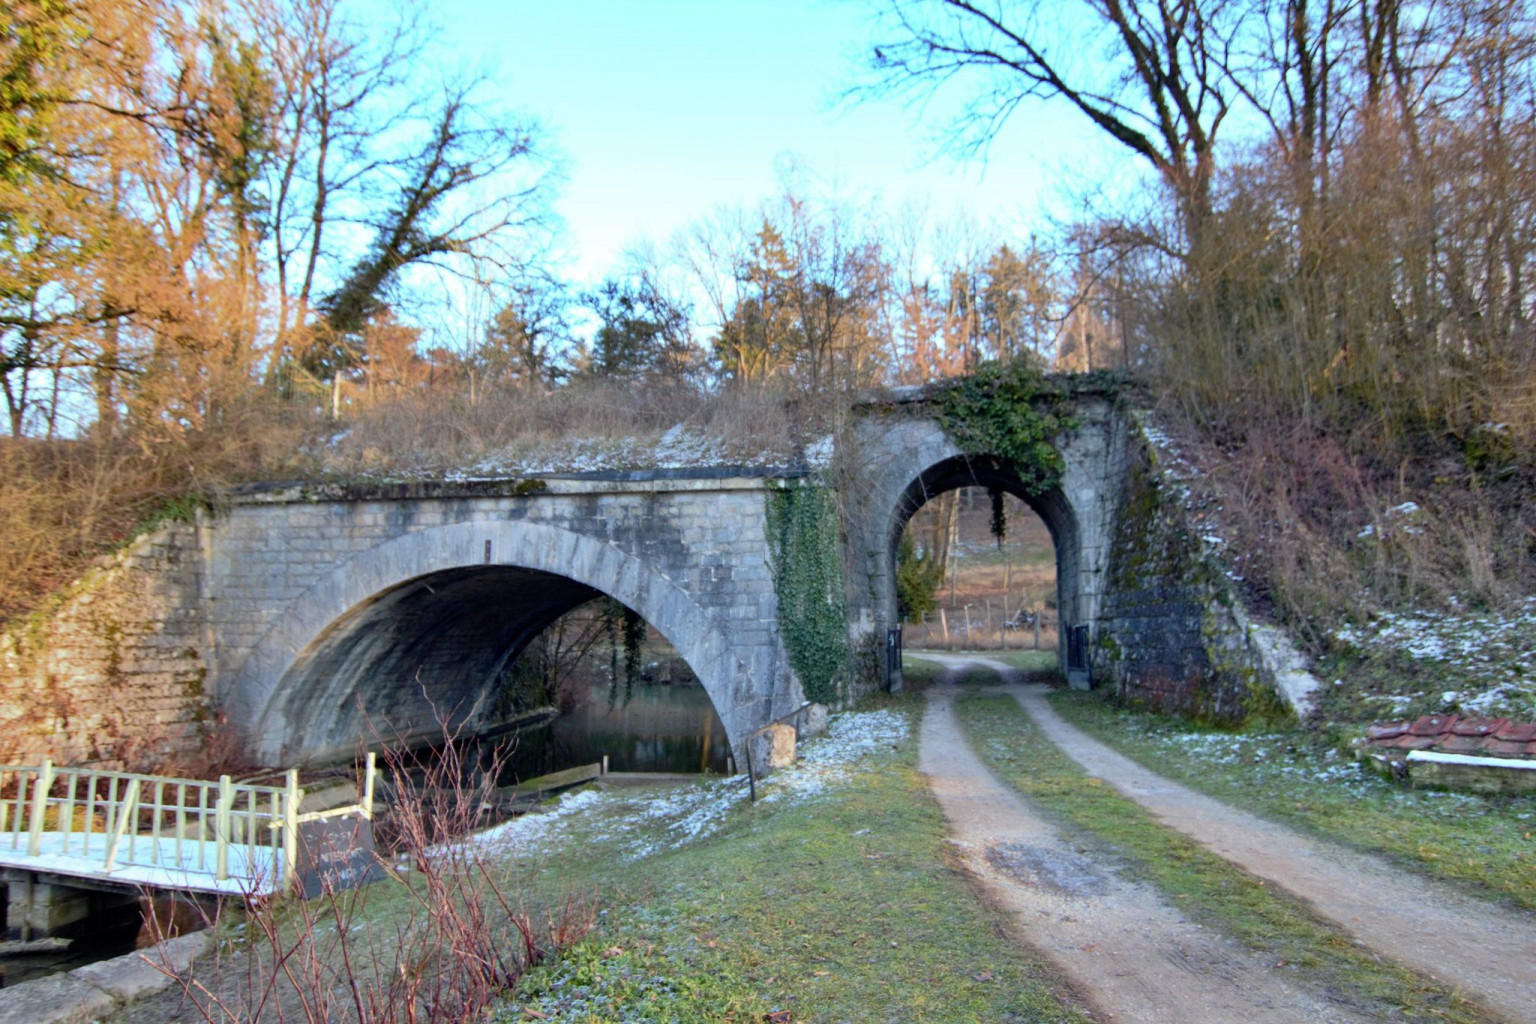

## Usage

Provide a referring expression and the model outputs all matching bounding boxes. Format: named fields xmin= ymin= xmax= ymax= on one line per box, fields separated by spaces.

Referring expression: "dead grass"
xmin=317 ymin=379 xmax=823 ymax=478
xmin=1156 ymin=419 xmax=1536 ymax=637
xmin=0 ymin=394 xmax=315 ymax=627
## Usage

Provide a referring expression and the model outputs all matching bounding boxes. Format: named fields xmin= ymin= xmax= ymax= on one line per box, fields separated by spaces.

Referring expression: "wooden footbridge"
xmin=0 ymin=758 xmax=376 ymax=939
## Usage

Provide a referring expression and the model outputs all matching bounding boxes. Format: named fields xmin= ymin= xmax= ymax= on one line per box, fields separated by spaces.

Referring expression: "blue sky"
xmin=434 ymin=0 xmax=1123 ymax=287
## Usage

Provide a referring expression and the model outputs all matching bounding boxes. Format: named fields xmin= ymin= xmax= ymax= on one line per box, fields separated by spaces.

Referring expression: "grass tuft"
xmin=1049 ymin=688 xmax=1536 ymax=911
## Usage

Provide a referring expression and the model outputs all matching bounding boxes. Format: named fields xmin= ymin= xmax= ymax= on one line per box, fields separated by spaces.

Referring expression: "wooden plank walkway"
xmin=0 ymin=832 xmax=279 ymax=895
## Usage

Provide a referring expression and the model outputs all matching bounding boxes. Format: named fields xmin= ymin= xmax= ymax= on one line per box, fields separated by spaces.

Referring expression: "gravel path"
xmin=920 ymin=652 xmax=1536 ymax=1024
xmin=918 ymin=674 xmax=1372 ymax=1023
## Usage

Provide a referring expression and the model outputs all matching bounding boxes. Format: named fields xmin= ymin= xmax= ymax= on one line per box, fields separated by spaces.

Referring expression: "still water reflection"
xmin=497 ymin=679 xmax=730 ymax=784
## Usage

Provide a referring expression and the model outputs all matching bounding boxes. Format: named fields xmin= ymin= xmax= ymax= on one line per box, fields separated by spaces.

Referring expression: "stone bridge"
xmin=1 ymin=383 xmax=1298 ymax=771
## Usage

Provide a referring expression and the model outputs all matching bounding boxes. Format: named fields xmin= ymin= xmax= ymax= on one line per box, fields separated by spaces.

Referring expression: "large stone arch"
xmin=225 ymin=519 xmax=785 ymax=766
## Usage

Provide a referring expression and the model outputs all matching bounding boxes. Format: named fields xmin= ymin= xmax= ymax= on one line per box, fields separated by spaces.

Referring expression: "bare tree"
xmin=863 ymin=0 xmax=1238 ymax=243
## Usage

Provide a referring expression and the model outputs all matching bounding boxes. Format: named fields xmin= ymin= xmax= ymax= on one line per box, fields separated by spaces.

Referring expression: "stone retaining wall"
xmin=1094 ymin=420 xmax=1300 ymax=722
xmin=0 ymin=521 xmax=212 ymax=767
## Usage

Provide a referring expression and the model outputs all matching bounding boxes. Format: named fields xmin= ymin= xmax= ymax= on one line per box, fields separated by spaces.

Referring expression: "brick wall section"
xmin=0 ymin=521 xmax=212 ymax=768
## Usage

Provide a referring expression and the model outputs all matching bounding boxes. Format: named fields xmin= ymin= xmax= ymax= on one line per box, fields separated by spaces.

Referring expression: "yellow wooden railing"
xmin=0 ymin=754 xmax=376 ymax=890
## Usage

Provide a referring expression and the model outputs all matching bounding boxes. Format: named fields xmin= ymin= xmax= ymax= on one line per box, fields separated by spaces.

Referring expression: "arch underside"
xmin=273 ymin=566 xmax=603 ymax=763
xmin=232 ymin=519 xmax=788 ymax=768
xmin=891 ymin=453 xmax=1080 ymax=667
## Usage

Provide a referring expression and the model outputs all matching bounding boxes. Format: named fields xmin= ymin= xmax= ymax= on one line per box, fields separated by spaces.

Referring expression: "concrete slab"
xmin=0 ymin=971 xmax=115 ymax=1024
xmin=72 ymin=931 xmax=210 ymax=1001
xmin=0 ymin=930 xmax=210 ymax=1024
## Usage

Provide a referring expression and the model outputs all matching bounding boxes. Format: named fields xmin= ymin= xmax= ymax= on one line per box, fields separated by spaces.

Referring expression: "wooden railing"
xmin=0 ymin=754 xmax=376 ymax=891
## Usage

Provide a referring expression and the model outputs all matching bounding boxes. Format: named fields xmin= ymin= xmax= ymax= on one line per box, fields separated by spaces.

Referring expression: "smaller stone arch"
xmin=843 ymin=405 xmax=1117 ymax=687
xmin=225 ymin=519 xmax=787 ymax=766
xmin=889 ymin=453 xmax=1082 ymax=649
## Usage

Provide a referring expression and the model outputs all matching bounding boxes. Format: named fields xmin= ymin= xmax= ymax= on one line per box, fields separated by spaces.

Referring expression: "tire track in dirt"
xmin=918 ymin=677 xmax=1371 ymax=1023
xmin=930 ymin=653 xmax=1536 ymax=1024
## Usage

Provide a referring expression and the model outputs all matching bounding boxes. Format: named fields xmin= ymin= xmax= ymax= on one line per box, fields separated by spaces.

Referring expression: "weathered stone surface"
xmin=1407 ymin=758 xmax=1536 ymax=794
xmin=71 ymin=931 xmax=210 ymax=1001
xmin=1093 ymin=413 xmax=1307 ymax=723
xmin=840 ymin=391 xmax=1127 ymax=694
xmin=0 ymin=389 xmax=1308 ymax=775
xmin=765 ymin=723 xmax=796 ymax=768
xmin=0 ymin=475 xmax=805 ymax=771
xmin=0 ymin=971 xmax=115 ymax=1024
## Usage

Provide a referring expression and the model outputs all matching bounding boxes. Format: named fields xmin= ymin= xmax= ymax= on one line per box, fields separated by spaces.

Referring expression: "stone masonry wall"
xmin=0 ymin=520 xmax=212 ymax=768
xmin=0 ymin=475 xmax=804 ymax=771
xmin=838 ymin=390 xmax=1126 ymax=692
xmin=211 ymin=478 xmax=801 ymax=765
xmin=1094 ymin=418 xmax=1289 ymax=722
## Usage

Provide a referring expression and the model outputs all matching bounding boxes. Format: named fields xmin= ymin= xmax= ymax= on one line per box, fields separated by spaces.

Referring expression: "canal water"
xmin=496 ymin=677 xmax=731 ymax=783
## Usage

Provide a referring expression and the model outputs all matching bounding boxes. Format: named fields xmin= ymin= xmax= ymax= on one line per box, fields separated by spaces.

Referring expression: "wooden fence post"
xmin=27 ymin=760 xmax=53 ymax=856
xmin=282 ymin=770 xmax=301 ymax=887
xmin=215 ymin=776 xmax=232 ymax=881
xmin=103 ymin=779 xmax=139 ymax=871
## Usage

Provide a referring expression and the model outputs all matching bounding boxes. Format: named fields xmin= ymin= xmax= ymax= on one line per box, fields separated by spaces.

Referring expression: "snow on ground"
xmin=757 ymin=709 xmax=909 ymax=806
xmin=1332 ymin=597 xmax=1536 ymax=717
xmin=474 ymin=709 xmax=908 ymax=863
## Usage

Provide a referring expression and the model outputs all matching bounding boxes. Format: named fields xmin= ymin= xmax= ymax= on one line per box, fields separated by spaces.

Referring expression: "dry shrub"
xmin=321 ymin=377 xmax=822 ymax=476
xmin=1186 ymin=420 xmax=1536 ymax=640
xmin=0 ymin=389 xmax=317 ymax=627
xmin=147 ymin=731 xmax=594 ymax=1023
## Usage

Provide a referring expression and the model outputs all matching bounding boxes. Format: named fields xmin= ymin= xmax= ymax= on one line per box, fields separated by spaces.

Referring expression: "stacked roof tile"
xmin=1363 ymin=715 xmax=1536 ymax=758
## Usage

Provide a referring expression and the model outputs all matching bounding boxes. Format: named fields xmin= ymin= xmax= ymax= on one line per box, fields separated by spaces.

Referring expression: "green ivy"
xmin=934 ymin=361 xmax=1074 ymax=495
xmin=766 ymin=481 xmax=848 ymax=705
xmin=895 ymin=532 xmax=942 ymax=620
xmin=988 ymin=487 xmax=1007 ymax=547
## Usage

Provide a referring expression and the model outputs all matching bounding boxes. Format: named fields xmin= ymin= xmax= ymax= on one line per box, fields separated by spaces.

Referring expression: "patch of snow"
xmin=1334 ymin=598 xmax=1536 ymax=672
xmin=473 ymin=709 xmax=909 ymax=863
xmin=1407 ymin=749 xmax=1536 ymax=771
xmin=475 ymin=787 xmax=608 ymax=856
xmin=758 ymin=709 xmax=910 ymax=806
xmin=803 ymin=434 xmax=835 ymax=469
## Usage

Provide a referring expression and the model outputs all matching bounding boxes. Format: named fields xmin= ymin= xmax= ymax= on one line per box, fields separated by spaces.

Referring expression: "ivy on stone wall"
xmin=935 ymin=361 xmax=1074 ymax=495
xmin=766 ymin=480 xmax=848 ymax=705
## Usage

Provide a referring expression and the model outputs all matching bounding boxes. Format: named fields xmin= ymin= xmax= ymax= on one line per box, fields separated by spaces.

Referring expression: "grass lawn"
xmin=1048 ymin=688 xmax=1536 ymax=912
xmin=954 ymin=688 xmax=1494 ymax=1024
xmin=489 ymin=694 xmax=1090 ymax=1023
xmin=904 ymin=649 xmax=1057 ymax=682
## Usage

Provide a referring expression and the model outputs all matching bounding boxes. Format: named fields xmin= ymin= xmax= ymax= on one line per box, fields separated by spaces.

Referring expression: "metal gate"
xmin=1066 ymin=624 xmax=1090 ymax=674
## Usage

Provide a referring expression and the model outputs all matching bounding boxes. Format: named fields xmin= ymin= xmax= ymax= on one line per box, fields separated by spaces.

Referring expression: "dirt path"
xmin=918 ymin=677 xmax=1371 ymax=1023
xmin=922 ymin=652 xmax=1536 ymax=1024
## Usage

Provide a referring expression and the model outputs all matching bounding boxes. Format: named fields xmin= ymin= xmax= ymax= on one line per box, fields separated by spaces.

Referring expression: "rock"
xmin=800 ymin=703 xmax=829 ymax=739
